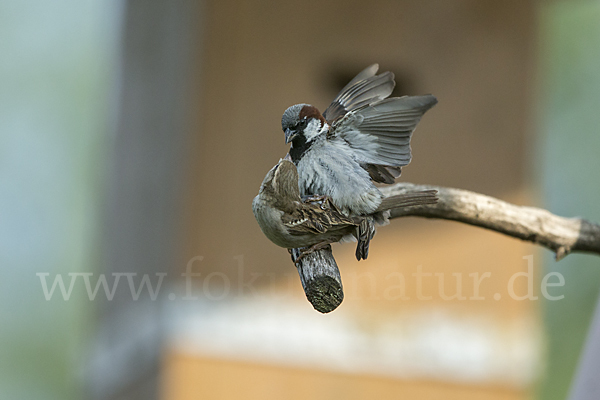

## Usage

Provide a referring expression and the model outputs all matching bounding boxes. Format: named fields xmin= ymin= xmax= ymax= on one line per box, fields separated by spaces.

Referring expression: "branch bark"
xmin=291 ymin=246 xmax=343 ymax=314
xmin=381 ymin=183 xmax=600 ymax=261
xmin=295 ymin=182 xmax=600 ymax=313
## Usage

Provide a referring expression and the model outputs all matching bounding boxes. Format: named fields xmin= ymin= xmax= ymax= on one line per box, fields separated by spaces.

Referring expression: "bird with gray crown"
xmin=280 ymin=64 xmax=437 ymax=259
xmin=252 ymin=159 xmax=438 ymax=263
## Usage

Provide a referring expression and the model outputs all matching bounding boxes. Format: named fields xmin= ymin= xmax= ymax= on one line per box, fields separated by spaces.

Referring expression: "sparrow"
xmin=253 ymin=159 xmax=360 ymax=253
xmin=252 ymin=159 xmax=438 ymax=262
xmin=282 ymin=64 xmax=437 ymax=218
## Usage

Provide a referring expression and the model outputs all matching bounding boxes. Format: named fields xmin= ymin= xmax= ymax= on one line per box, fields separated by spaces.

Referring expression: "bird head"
xmin=281 ymin=104 xmax=327 ymax=145
xmin=260 ymin=160 xmax=301 ymax=211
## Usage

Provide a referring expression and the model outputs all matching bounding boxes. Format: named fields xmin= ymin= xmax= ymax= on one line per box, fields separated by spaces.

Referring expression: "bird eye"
xmin=297 ymin=119 xmax=308 ymax=129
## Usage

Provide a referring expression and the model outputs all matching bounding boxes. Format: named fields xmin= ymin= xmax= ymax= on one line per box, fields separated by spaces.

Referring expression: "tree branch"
xmin=294 ymin=183 xmax=600 ymax=313
xmin=380 ymin=183 xmax=600 ymax=261
xmin=291 ymin=246 xmax=343 ymax=313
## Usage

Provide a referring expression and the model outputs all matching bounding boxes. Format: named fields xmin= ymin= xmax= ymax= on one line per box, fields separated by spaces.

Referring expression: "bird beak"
xmin=284 ymin=128 xmax=297 ymax=144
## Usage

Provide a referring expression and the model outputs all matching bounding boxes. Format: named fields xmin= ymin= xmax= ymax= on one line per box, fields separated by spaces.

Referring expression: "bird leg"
xmin=292 ymin=241 xmax=333 ymax=266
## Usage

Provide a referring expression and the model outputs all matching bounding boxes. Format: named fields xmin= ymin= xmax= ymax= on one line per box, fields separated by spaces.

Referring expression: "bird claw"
xmin=292 ymin=242 xmax=332 ymax=266
xmin=293 ymin=251 xmax=309 ymax=266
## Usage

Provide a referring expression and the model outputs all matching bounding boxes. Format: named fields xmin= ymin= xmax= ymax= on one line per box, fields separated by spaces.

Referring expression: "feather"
xmin=376 ymin=190 xmax=438 ymax=212
xmin=338 ymin=64 xmax=380 ymax=93
xmin=363 ymin=164 xmax=402 ymax=184
xmin=323 ymin=64 xmax=395 ymax=124
xmin=282 ymin=198 xmax=357 ymax=236
xmin=355 ymin=216 xmax=375 ymax=261
xmin=332 ymin=95 xmax=437 ymax=168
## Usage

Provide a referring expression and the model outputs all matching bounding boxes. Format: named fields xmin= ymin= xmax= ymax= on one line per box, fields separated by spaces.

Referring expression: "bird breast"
xmin=296 ymin=139 xmax=383 ymax=216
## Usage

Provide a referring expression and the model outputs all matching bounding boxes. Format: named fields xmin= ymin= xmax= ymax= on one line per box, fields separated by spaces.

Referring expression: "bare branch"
xmin=290 ymin=246 xmax=343 ymax=313
xmin=293 ymin=183 xmax=600 ymax=312
xmin=380 ymin=183 xmax=600 ymax=261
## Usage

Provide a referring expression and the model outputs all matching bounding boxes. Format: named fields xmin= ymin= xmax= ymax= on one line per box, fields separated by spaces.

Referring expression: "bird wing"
xmin=282 ymin=200 xmax=357 ymax=236
xmin=322 ymin=64 xmax=395 ymax=124
xmin=330 ymin=95 xmax=438 ymax=183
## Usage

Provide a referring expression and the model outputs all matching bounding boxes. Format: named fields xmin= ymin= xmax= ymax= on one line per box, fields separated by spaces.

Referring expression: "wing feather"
xmin=332 ymin=95 xmax=437 ymax=181
xmin=282 ymin=200 xmax=357 ymax=236
xmin=322 ymin=64 xmax=395 ymax=124
xmin=363 ymin=164 xmax=401 ymax=184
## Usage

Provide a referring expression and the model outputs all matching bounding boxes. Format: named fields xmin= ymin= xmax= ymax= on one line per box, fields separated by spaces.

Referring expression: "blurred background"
xmin=2 ymin=0 xmax=600 ymax=399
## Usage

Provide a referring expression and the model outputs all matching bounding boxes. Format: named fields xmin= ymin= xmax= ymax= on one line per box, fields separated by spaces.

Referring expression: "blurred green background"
xmin=0 ymin=1 xmax=120 ymax=398
xmin=538 ymin=2 xmax=600 ymax=400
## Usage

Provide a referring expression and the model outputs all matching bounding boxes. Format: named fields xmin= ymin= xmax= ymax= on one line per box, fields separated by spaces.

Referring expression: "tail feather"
xmin=355 ymin=216 xmax=375 ymax=261
xmin=354 ymin=190 xmax=438 ymax=262
xmin=376 ymin=190 xmax=438 ymax=212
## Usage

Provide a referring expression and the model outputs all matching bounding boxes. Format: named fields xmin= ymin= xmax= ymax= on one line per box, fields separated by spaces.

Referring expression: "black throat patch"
xmin=289 ymin=134 xmax=313 ymax=164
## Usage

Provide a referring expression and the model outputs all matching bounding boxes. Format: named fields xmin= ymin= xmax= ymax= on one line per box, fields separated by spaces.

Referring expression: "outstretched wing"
xmin=322 ymin=64 xmax=395 ymax=124
xmin=332 ymin=95 xmax=438 ymax=183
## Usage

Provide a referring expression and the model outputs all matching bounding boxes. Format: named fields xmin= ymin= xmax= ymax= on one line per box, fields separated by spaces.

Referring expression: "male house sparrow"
xmin=281 ymin=64 xmax=437 ymax=259
xmin=282 ymin=64 xmax=437 ymax=217
xmin=252 ymin=159 xmax=438 ymax=261
xmin=253 ymin=159 xmax=360 ymax=252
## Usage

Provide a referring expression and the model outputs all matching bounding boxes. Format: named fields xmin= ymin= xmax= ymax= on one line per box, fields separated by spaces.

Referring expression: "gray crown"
xmin=281 ymin=103 xmax=309 ymax=131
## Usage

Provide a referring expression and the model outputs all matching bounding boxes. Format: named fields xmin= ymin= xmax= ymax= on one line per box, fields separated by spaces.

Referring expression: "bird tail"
xmin=354 ymin=190 xmax=438 ymax=261
xmin=355 ymin=216 xmax=376 ymax=261
xmin=376 ymin=190 xmax=438 ymax=212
